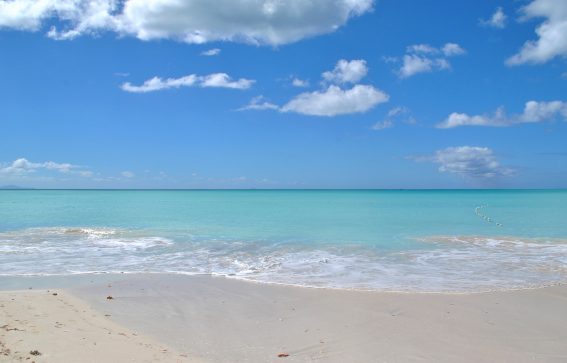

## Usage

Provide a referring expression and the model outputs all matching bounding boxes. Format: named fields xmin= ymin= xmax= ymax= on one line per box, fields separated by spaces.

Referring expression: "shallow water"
xmin=1 ymin=190 xmax=566 ymax=292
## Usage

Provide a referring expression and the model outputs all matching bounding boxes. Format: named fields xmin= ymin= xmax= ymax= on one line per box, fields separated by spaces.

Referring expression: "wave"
xmin=1 ymin=227 xmax=567 ymax=292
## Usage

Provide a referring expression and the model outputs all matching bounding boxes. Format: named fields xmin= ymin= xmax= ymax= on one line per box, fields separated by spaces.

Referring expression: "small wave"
xmin=0 ymin=227 xmax=173 ymax=254
xmin=91 ymin=236 xmax=172 ymax=249
xmin=64 ymin=228 xmax=118 ymax=237
xmin=1 ymin=228 xmax=567 ymax=292
xmin=419 ymin=235 xmax=567 ymax=249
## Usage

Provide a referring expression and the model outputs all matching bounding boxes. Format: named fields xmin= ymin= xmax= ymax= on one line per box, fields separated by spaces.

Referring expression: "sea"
xmin=1 ymin=190 xmax=566 ymax=292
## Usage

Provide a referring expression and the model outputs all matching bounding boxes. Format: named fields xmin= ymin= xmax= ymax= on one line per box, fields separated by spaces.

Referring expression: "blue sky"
xmin=0 ymin=0 xmax=566 ymax=189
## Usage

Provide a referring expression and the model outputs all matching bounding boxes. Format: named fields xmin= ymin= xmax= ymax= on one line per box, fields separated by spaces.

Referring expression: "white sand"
xmin=0 ymin=288 xmax=197 ymax=363
xmin=2 ymin=274 xmax=567 ymax=362
xmin=71 ymin=274 xmax=567 ymax=363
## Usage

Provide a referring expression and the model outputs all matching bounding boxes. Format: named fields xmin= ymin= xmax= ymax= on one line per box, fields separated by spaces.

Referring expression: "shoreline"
xmin=3 ymin=273 xmax=567 ymax=362
xmin=2 ymin=271 xmax=567 ymax=295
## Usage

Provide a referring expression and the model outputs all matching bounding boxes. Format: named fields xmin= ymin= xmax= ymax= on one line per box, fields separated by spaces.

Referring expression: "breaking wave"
xmin=1 ymin=227 xmax=567 ymax=292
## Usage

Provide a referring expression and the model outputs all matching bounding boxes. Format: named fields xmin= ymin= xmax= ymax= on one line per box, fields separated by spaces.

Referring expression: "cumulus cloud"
xmin=507 ymin=0 xmax=567 ymax=65
xmin=431 ymin=146 xmax=514 ymax=178
xmin=0 ymin=0 xmax=374 ymax=46
xmin=281 ymin=85 xmax=388 ymax=116
xmin=322 ymin=59 xmax=368 ymax=84
xmin=121 ymin=73 xmax=254 ymax=93
xmin=437 ymin=100 xmax=567 ymax=128
xmin=399 ymin=55 xmax=450 ymax=78
xmin=393 ymin=43 xmax=465 ymax=78
xmin=0 ymin=158 xmax=91 ymax=176
xmin=480 ymin=7 xmax=507 ymax=28
xmin=241 ymin=58 xmax=389 ymax=117
xmin=201 ymin=48 xmax=221 ymax=56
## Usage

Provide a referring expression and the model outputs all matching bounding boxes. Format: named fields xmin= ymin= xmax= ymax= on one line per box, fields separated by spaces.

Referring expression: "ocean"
xmin=1 ymin=190 xmax=566 ymax=292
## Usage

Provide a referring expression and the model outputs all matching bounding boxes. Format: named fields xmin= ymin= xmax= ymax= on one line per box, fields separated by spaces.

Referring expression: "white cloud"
xmin=521 ymin=100 xmax=567 ymax=121
xmin=0 ymin=0 xmax=374 ymax=46
xmin=322 ymin=59 xmax=368 ymax=84
xmin=0 ymin=158 xmax=91 ymax=176
xmin=121 ymin=75 xmax=198 ymax=93
xmin=432 ymin=146 xmax=514 ymax=178
xmin=507 ymin=0 xmax=567 ymax=65
xmin=237 ymin=96 xmax=279 ymax=111
xmin=121 ymin=73 xmax=254 ymax=93
xmin=281 ymin=85 xmax=388 ymax=117
xmin=292 ymin=78 xmax=309 ymax=87
xmin=480 ymin=7 xmax=507 ymax=28
xmin=200 ymin=73 xmax=255 ymax=89
xmin=121 ymin=171 xmax=135 ymax=178
xmin=406 ymin=44 xmax=438 ymax=54
xmin=371 ymin=120 xmax=393 ymax=130
xmin=372 ymin=106 xmax=415 ymax=130
xmin=394 ymin=43 xmax=465 ymax=78
xmin=437 ymin=100 xmax=567 ymax=128
xmin=241 ymin=58 xmax=388 ymax=117
xmin=441 ymin=43 xmax=466 ymax=56
xmin=387 ymin=106 xmax=409 ymax=117
xmin=201 ymin=48 xmax=221 ymax=56
xmin=399 ymin=55 xmax=450 ymax=78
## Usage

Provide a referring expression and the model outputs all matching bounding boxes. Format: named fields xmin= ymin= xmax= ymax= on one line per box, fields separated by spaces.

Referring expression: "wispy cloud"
xmin=371 ymin=120 xmax=393 ymax=130
xmin=201 ymin=48 xmax=221 ymax=56
xmin=237 ymin=96 xmax=279 ymax=111
xmin=437 ymin=100 xmax=567 ymax=128
xmin=371 ymin=106 xmax=415 ymax=130
xmin=479 ymin=7 xmax=507 ymax=28
xmin=291 ymin=78 xmax=309 ymax=88
xmin=1 ymin=158 xmax=76 ymax=175
xmin=121 ymin=73 xmax=254 ymax=93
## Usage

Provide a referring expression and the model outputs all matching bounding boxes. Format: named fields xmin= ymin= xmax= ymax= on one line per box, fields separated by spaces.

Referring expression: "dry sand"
xmin=0 ymin=288 xmax=195 ymax=363
xmin=2 ymin=274 xmax=567 ymax=362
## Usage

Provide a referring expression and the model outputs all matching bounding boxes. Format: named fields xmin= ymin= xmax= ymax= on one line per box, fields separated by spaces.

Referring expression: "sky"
xmin=0 ymin=0 xmax=566 ymax=189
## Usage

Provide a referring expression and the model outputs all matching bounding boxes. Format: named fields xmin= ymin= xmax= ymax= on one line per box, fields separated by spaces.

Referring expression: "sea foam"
xmin=1 ymin=227 xmax=567 ymax=292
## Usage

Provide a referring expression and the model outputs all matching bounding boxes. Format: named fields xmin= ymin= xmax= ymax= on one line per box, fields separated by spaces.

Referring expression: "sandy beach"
xmin=1 ymin=274 xmax=567 ymax=363
xmin=0 ymin=287 xmax=194 ymax=363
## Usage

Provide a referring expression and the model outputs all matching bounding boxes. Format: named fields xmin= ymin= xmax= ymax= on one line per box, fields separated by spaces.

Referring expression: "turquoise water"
xmin=1 ymin=190 xmax=566 ymax=291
